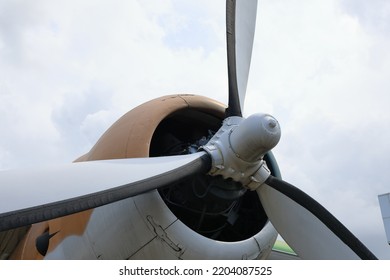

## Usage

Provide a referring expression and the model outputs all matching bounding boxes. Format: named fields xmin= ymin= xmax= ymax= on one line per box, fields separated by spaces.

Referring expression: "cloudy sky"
xmin=1 ymin=0 xmax=390 ymax=259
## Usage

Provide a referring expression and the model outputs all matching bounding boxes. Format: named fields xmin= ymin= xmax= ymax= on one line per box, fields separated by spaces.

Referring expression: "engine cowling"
xmin=11 ymin=94 xmax=280 ymax=259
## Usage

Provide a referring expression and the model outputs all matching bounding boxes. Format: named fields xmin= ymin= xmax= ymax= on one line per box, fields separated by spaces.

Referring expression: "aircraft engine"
xmin=8 ymin=94 xmax=280 ymax=259
xmin=71 ymin=94 xmax=280 ymax=259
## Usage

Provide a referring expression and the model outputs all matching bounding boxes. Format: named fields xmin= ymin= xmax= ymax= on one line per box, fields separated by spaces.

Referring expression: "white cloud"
xmin=245 ymin=0 xmax=390 ymax=258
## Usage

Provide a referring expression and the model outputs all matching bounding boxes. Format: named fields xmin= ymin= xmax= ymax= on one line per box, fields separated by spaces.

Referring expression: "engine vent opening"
xmin=150 ymin=108 xmax=269 ymax=242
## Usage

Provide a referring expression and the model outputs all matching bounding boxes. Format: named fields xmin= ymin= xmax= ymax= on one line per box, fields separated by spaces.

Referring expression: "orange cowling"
xmin=11 ymin=94 xmax=226 ymax=259
xmin=77 ymin=94 xmax=225 ymax=161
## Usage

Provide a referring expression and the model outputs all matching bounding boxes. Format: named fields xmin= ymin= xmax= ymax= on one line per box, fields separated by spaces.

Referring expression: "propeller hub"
xmin=202 ymin=113 xmax=281 ymax=190
xmin=230 ymin=113 xmax=281 ymax=162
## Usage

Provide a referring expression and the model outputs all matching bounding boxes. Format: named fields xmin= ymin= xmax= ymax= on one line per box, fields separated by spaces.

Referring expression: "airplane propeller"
xmin=0 ymin=153 xmax=210 ymax=231
xmin=0 ymin=0 xmax=377 ymax=260
xmin=226 ymin=0 xmax=257 ymax=117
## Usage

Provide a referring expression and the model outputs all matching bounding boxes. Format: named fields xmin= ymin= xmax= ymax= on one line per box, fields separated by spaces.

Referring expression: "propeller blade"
xmin=226 ymin=0 xmax=258 ymax=117
xmin=257 ymin=175 xmax=377 ymax=259
xmin=0 ymin=152 xmax=211 ymax=232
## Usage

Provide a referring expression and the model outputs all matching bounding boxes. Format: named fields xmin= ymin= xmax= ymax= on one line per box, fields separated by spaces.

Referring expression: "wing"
xmin=378 ymin=193 xmax=390 ymax=245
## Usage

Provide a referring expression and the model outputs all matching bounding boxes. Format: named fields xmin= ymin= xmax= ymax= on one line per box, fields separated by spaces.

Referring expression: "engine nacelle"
xmin=11 ymin=94 xmax=280 ymax=260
